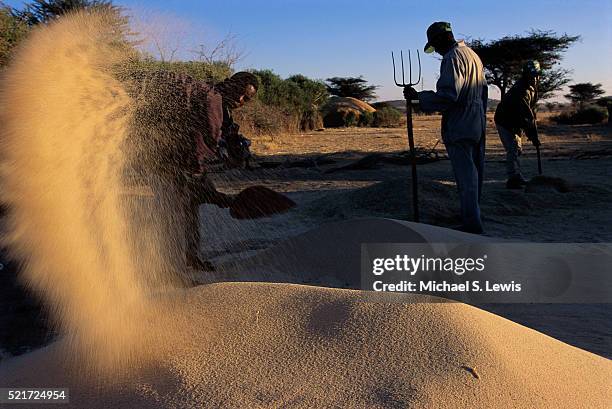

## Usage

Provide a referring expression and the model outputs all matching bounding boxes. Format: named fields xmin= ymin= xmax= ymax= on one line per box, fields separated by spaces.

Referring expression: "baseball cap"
xmin=523 ymin=60 xmax=541 ymax=76
xmin=424 ymin=21 xmax=452 ymax=54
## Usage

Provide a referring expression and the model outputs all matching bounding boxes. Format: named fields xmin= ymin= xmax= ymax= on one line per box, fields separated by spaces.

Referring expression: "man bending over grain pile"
xmin=127 ymin=70 xmax=258 ymax=271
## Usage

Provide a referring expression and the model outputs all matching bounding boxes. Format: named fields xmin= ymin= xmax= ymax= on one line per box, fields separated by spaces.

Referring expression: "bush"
xmin=251 ymin=70 xmax=328 ymax=132
xmin=552 ymin=106 xmax=608 ymax=125
xmin=323 ymin=109 xmax=369 ymax=128
xmin=233 ymin=99 xmax=299 ymax=136
xmin=300 ymin=109 xmax=323 ymax=131
xmin=373 ymin=106 xmax=402 ymax=127
xmin=359 ymin=111 xmax=374 ymax=127
xmin=120 ymin=64 xmax=326 ymax=135
xmin=119 ymin=58 xmax=232 ymax=84
xmin=0 ymin=5 xmax=29 ymax=66
xmin=344 ymin=111 xmax=358 ymax=127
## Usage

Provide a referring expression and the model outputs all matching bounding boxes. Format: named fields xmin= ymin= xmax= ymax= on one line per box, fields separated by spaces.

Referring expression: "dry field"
xmin=210 ymin=112 xmax=612 ymax=244
xmin=197 ymin=113 xmax=612 ymax=359
xmin=251 ymin=112 xmax=610 ymax=158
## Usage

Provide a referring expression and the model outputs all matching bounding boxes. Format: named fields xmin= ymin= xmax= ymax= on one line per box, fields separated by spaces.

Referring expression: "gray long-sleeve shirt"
xmin=418 ymin=41 xmax=488 ymax=144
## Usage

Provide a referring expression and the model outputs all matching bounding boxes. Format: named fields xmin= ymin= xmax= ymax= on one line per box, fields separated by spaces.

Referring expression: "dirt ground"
xmin=207 ymin=112 xmax=612 ymax=246
xmin=2 ymin=113 xmax=610 ymax=359
xmin=196 ymin=113 xmax=612 ymax=359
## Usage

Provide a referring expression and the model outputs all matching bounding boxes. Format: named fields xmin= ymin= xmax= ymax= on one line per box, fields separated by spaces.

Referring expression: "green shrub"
xmin=251 ymin=70 xmax=328 ymax=131
xmin=344 ymin=111 xmax=358 ymax=127
xmin=253 ymin=69 xmax=301 ymax=109
xmin=300 ymin=108 xmax=323 ymax=131
xmin=552 ymin=106 xmax=608 ymax=125
xmin=323 ymin=110 xmax=369 ymax=128
xmin=359 ymin=111 xmax=374 ymax=127
xmin=373 ymin=106 xmax=402 ymax=127
xmin=233 ymin=99 xmax=299 ymax=136
xmin=119 ymin=58 xmax=232 ymax=84
xmin=119 ymin=63 xmax=327 ymax=135
xmin=322 ymin=110 xmax=344 ymax=128
xmin=0 ymin=5 xmax=29 ymax=66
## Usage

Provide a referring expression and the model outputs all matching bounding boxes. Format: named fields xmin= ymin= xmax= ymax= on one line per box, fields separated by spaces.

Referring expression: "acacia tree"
xmin=469 ymin=30 xmax=579 ymax=99
xmin=564 ymin=82 xmax=605 ymax=109
xmin=325 ymin=76 xmax=378 ymax=102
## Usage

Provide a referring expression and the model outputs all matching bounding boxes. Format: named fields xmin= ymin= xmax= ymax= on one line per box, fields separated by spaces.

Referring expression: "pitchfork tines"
xmin=392 ymin=50 xmax=421 ymax=87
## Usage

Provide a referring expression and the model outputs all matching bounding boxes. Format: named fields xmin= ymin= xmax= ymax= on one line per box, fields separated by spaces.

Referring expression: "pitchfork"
xmin=392 ymin=50 xmax=421 ymax=222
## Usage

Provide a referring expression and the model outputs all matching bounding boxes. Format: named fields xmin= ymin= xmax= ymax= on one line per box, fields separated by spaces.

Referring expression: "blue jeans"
xmin=444 ymin=136 xmax=485 ymax=233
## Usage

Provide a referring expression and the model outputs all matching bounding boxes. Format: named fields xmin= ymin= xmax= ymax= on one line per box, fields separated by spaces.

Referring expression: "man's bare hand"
xmin=403 ymin=86 xmax=419 ymax=103
xmin=526 ymin=127 xmax=541 ymax=147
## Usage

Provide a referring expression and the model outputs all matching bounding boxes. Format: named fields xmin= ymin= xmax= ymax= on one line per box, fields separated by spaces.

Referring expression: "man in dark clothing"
xmin=494 ymin=60 xmax=541 ymax=189
xmin=129 ymin=71 xmax=258 ymax=270
xmin=405 ymin=22 xmax=488 ymax=234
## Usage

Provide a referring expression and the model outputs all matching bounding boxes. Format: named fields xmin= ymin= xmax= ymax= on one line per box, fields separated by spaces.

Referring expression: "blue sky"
xmin=7 ymin=0 xmax=612 ymax=101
